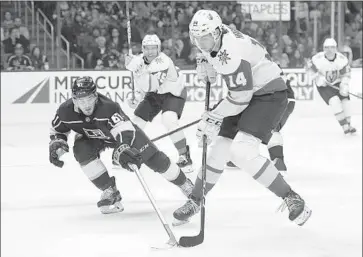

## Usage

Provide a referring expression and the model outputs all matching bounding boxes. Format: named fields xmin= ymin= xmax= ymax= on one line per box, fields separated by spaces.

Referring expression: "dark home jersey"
xmin=50 ymin=93 xmax=135 ymax=146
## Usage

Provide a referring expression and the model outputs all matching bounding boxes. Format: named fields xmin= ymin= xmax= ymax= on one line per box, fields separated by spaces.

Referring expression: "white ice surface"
xmin=1 ymin=100 xmax=362 ymax=257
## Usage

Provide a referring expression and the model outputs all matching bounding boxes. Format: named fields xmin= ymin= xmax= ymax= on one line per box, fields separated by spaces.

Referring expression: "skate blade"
xmin=99 ymin=203 xmax=124 ymax=214
xmin=172 ymin=218 xmax=190 ymax=227
xmin=294 ymin=206 xmax=312 ymax=226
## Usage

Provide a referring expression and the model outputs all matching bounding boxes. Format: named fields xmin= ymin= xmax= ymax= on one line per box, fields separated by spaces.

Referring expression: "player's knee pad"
xmin=132 ymin=115 xmax=148 ymax=130
xmin=161 ymin=111 xmax=179 ymax=130
xmin=209 ymin=136 xmax=233 ymax=169
xmin=328 ymin=96 xmax=343 ymax=114
xmin=230 ymin=132 xmax=261 ymax=165
xmin=73 ymin=139 xmax=100 ymax=165
xmin=144 ymin=151 xmax=170 ymax=174
xmin=267 ymin=131 xmax=283 ymax=149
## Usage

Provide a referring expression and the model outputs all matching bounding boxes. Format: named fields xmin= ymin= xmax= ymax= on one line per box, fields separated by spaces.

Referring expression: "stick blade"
xmin=178 ymin=233 xmax=204 ymax=248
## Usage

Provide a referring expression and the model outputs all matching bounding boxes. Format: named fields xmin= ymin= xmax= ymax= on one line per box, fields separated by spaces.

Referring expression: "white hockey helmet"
xmin=323 ymin=38 xmax=337 ymax=48
xmin=323 ymin=38 xmax=337 ymax=59
xmin=142 ymin=34 xmax=161 ymax=51
xmin=189 ymin=10 xmax=222 ymax=52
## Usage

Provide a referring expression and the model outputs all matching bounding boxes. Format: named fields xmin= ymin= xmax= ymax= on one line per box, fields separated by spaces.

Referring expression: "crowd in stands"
xmin=1 ymin=1 xmax=362 ymax=71
xmin=1 ymin=10 xmax=49 ymax=71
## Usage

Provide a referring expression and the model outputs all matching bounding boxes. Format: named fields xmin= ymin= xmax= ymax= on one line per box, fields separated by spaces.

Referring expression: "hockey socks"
xmin=191 ymin=165 xmax=224 ymax=202
xmin=172 ymin=135 xmax=187 ymax=155
xmin=81 ymin=158 xmax=114 ymax=190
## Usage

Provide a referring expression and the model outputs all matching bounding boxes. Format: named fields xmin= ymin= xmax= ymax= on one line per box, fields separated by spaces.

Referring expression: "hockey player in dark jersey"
xmin=49 ymin=76 xmax=194 ymax=214
xmin=227 ymin=75 xmax=295 ymax=172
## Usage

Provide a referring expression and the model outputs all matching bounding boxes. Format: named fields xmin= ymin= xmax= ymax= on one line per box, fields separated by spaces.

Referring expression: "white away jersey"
xmin=201 ymin=25 xmax=286 ymax=118
xmin=126 ymin=52 xmax=186 ymax=98
xmin=309 ymin=52 xmax=350 ymax=86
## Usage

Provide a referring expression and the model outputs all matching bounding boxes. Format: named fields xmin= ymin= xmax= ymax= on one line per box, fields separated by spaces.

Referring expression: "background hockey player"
xmin=308 ymin=38 xmax=356 ymax=135
xmin=49 ymin=76 xmax=193 ymax=214
xmin=227 ymin=73 xmax=296 ymax=173
xmin=173 ymin=10 xmax=312 ymax=227
xmin=124 ymin=34 xmax=193 ymax=173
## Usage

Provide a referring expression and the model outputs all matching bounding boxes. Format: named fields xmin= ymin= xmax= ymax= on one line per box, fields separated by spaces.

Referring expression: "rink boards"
xmin=1 ymin=68 xmax=362 ymax=126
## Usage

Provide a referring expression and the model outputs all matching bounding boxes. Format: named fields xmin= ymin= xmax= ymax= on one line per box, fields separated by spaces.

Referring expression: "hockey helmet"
xmin=72 ymin=76 xmax=98 ymax=116
xmin=142 ymin=34 xmax=161 ymax=62
xmin=323 ymin=38 xmax=337 ymax=59
xmin=189 ymin=10 xmax=222 ymax=52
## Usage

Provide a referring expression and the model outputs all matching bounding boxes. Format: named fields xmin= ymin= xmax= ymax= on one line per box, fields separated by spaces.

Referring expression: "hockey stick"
xmin=125 ymin=1 xmax=135 ymax=100
xmin=151 ymin=119 xmax=201 ymax=143
xmin=129 ymin=164 xmax=178 ymax=248
xmin=327 ymin=84 xmax=362 ymax=99
xmin=178 ymin=81 xmax=211 ymax=248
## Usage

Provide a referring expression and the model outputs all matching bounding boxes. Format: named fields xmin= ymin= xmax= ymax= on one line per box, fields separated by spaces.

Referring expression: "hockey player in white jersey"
xmin=308 ymin=38 xmax=356 ymax=135
xmin=125 ymin=34 xmax=193 ymax=172
xmin=173 ymin=10 xmax=312 ymax=226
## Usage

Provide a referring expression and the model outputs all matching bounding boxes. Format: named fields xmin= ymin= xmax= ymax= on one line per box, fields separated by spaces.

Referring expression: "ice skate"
xmin=349 ymin=126 xmax=357 ymax=134
xmin=97 ymin=177 xmax=124 ymax=214
xmin=179 ymin=178 xmax=194 ymax=198
xmin=277 ymin=190 xmax=312 ymax=226
xmin=177 ymin=145 xmax=194 ymax=173
xmin=172 ymin=197 xmax=200 ymax=226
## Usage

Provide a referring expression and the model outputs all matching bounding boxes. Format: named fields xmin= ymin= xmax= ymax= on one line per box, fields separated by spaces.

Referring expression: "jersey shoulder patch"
xmin=149 ymin=53 xmax=170 ymax=72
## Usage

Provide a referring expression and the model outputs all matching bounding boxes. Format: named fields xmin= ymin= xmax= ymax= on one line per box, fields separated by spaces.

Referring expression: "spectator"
xmin=76 ymin=29 xmax=97 ymax=61
xmin=61 ymin=17 xmax=78 ymax=53
xmin=107 ymin=28 xmax=122 ymax=52
xmin=88 ymin=36 xmax=108 ymax=68
xmin=266 ymin=33 xmax=279 ymax=54
xmin=340 ymin=36 xmax=354 ymax=64
xmin=95 ymin=51 xmax=119 ymax=70
xmin=289 ymin=50 xmax=305 ymax=68
xmin=13 ymin=17 xmax=30 ymax=40
xmin=73 ymin=14 xmax=87 ymax=36
xmin=2 ymin=27 xmax=30 ymax=54
xmin=3 ymin=11 xmax=13 ymax=29
xmin=241 ymin=17 xmax=255 ymax=38
xmin=30 ymin=46 xmax=49 ymax=70
xmin=6 ymin=43 xmax=33 ymax=71
xmin=118 ymin=17 xmax=142 ymax=46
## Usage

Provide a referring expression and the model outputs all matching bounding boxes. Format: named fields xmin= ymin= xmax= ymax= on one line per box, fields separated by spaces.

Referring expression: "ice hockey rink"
xmin=1 ymin=93 xmax=362 ymax=257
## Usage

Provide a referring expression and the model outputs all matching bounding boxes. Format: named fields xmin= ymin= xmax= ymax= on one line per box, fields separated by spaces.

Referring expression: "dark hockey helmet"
xmin=72 ymin=76 xmax=98 ymax=116
xmin=72 ymin=76 xmax=97 ymax=98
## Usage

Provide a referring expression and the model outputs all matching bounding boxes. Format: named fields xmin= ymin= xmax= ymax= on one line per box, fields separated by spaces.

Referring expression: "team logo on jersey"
xmin=325 ymin=70 xmax=338 ymax=83
xmin=154 ymin=57 xmax=164 ymax=64
xmin=83 ymin=128 xmax=110 ymax=139
xmin=218 ymin=49 xmax=231 ymax=65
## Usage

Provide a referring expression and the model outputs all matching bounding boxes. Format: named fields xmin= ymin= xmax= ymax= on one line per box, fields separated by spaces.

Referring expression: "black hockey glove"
xmin=112 ymin=144 xmax=142 ymax=172
xmin=49 ymin=139 xmax=69 ymax=168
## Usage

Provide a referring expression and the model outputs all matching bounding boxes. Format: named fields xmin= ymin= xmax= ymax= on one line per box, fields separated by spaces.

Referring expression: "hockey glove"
xmin=196 ymin=112 xmax=223 ymax=147
xmin=339 ymin=83 xmax=349 ymax=97
xmin=49 ymin=138 xmax=69 ymax=168
xmin=112 ymin=144 xmax=143 ymax=172
xmin=196 ymin=53 xmax=217 ymax=84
